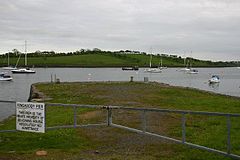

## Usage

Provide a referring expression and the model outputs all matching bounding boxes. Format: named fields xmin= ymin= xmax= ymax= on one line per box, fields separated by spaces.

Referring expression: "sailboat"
xmin=159 ymin=57 xmax=167 ymax=70
xmin=180 ymin=58 xmax=190 ymax=72
xmin=186 ymin=57 xmax=198 ymax=74
xmin=144 ymin=54 xmax=162 ymax=73
xmin=2 ymin=52 xmax=17 ymax=70
xmin=237 ymin=62 xmax=240 ymax=69
xmin=11 ymin=41 xmax=36 ymax=74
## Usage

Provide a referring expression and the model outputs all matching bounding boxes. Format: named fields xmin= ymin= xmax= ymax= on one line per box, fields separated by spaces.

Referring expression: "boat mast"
xmin=7 ymin=52 xmax=10 ymax=66
xmin=150 ymin=54 xmax=152 ymax=68
xmin=149 ymin=47 xmax=153 ymax=68
xmin=25 ymin=40 xmax=27 ymax=66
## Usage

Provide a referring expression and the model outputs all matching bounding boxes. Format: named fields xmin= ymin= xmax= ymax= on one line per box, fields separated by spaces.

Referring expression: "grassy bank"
xmin=0 ymin=53 xmax=237 ymax=67
xmin=0 ymin=82 xmax=240 ymax=160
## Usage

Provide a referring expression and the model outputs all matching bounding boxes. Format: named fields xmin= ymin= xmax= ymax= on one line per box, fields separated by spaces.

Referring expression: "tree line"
xmin=0 ymin=48 xmax=239 ymax=66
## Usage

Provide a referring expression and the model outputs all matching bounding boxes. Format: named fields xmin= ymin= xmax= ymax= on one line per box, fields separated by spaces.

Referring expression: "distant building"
xmin=170 ymin=55 xmax=178 ymax=58
xmin=161 ymin=54 xmax=169 ymax=57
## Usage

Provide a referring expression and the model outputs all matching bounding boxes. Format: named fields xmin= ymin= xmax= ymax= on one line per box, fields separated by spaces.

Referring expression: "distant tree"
xmin=12 ymin=49 xmax=21 ymax=56
xmin=80 ymin=49 xmax=85 ymax=54
xmin=75 ymin=50 xmax=81 ymax=55
xmin=93 ymin=48 xmax=101 ymax=52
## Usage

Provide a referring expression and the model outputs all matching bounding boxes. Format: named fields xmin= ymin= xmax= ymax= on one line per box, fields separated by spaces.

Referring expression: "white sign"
xmin=16 ymin=102 xmax=45 ymax=133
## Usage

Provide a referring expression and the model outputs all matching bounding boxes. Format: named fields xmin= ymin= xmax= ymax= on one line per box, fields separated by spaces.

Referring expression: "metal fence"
xmin=0 ymin=100 xmax=240 ymax=159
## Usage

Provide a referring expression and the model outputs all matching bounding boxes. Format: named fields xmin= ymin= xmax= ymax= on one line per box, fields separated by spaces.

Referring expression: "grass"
xmin=0 ymin=53 xmax=233 ymax=67
xmin=0 ymin=82 xmax=240 ymax=159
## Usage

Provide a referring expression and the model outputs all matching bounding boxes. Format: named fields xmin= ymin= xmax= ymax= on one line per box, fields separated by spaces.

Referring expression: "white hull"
xmin=12 ymin=68 xmax=36 ymax=74
xmin=187 ymin=69 xmax=198 ymax=74
xmin=0 ymin=77 xmax=13 ymax=81
xmin=2 ymin=66 xmax=17 ymax=70
xmin=209 ymin=79 xmax=220 ymax=83
xmin=144 ymin=68 xmax=162 ymax=73
xmin=0 ymin=73 xmax=13 ymax=81
xmin=187 ymin=71 xmax=198 ymax=74
xmin=180 ymin=68 xmax=190 ymax=72
xmin=159 ymin=66 xmax=167 ymax=70
xmin=209 ymin=76 xmax=220 ymax=83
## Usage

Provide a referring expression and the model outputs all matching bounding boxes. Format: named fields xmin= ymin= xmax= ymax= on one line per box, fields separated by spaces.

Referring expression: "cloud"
xmin=0 ymin=0 xmax=239 ymax=61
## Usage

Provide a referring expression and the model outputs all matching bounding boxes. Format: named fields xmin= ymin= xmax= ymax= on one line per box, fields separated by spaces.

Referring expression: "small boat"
xmin=159 ymin=66 xmax=167 ymax=70
xmin=187 ymin=69 xmax=198 ymax=74
xmin=209 ymin=75 xmax=220 ymax=83
xmin=144 ymin=68 xmax=162 ymax=73
xmin=0 ymin=72 xmax=13 ymax=81
xmin=12 ymin=67 xmax=36 ymax=74
xmin=180 ymin=68 xmax=191 ymax=72
xmin=122 ymin=66 xmax=139 ymax=71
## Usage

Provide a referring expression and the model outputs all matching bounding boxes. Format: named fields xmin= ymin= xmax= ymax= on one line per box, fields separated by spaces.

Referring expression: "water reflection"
xmin=208 ymin=83 xmax=220 ymax=90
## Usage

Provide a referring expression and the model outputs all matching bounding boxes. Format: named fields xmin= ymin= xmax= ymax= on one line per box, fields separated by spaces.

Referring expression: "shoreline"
xmin=28 ymin=81 xmax=240 ymax=103
xmin=2 ymin=65 xmax=239 ymax=68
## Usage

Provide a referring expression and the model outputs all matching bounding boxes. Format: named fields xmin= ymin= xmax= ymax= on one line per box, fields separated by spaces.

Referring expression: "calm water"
xmin=0 ymin=67 xmax=239 ymax=120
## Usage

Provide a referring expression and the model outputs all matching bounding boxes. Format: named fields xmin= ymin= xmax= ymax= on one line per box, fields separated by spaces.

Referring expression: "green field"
xmin=0 ymin=82 xmax=240 ymax=159
xmin=0 ymin=52 xmax=237 ymax=67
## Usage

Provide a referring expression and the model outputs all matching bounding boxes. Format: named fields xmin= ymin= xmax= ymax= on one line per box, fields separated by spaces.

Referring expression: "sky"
xmin=0 ymin=0 xmax=240 ymax=61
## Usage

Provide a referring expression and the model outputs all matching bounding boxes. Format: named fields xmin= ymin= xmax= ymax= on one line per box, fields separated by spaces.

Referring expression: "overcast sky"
xmin=0 ymin=0 xmax=239 ymax=61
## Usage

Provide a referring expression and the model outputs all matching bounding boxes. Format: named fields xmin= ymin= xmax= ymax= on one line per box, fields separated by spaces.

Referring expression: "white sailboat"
xmin=12 ymin=41 xmax=36 ymax=74
xmin=159 ymin=58 xmax=167 ymax=70
xmin=180 ymin=58 xmax=190 ymax=72
xmin=144 ymin=54 xmax=162 ymax=73
xmin=187 ymin=69 xmax=198 ymax=74
xmin=186 ymin=57 xmax=198 ymax=74
xmin=2 ymin=52 xmax=17 ymax=70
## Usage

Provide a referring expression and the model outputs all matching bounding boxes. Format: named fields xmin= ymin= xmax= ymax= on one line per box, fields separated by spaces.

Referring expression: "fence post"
xmin=107 ymin=107 xmax=112 ymax=126
xmin=182 ymin=113 xmax=186 ymax=143
xmin=227 ymin=115 xmax=231 ymax=154
xmin=142 ymin=110 xmax=147 ymax=132
xmin=73 ymin=106 xmax=77 ymax=128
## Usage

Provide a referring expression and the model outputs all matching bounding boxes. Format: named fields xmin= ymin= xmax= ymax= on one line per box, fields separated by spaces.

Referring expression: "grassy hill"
xmin=0 ymin=51 xmax=238 ymax=67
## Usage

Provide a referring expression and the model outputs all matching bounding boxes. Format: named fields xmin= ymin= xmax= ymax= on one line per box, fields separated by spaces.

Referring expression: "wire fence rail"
xmin=0 ymin=100 xmax=240 ymax=159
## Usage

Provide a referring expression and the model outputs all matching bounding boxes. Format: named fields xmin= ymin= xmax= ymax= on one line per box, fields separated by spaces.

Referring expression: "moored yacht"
xmin=144 ymin=54 xmax=162 ymax=73
xmin=11 ymin=41 xmax=36 ymax=74
xmin=144 ymin=68 xmax=162 ymax=73
xmin=187 ymin=69 xmax=198 ymax=74
xmin=209 ymin=75 xmax=220 ymax=83
xmin=0 ymin=72 xmax=13 ymax=81
xmin=180 ymin=68 xmax=191 ymax=72
xmin=11 ymin=67 xmax=35 ymax=74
